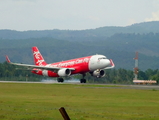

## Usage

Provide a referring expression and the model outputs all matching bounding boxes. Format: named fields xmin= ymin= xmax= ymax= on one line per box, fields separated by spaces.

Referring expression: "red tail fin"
xmin=32 ymin=46 xmax=47 ymax=66
xmin=5 ymin=55 xmax=11 ymax=63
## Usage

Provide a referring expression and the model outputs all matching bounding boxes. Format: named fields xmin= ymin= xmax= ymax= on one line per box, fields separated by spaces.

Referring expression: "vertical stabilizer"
xmin=32 ymin=46 xmax=47 ymax=66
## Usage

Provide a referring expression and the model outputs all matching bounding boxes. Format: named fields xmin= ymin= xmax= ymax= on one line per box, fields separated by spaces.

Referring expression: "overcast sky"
xmin=0 ymin=0 xmax=159 ymax=31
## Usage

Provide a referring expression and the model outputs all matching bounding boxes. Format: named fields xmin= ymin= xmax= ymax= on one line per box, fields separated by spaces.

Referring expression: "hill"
xmin=0 ymin=21 xmax=159 ymax=71
xmin=0 ymin=21 xmax=159 ymax=40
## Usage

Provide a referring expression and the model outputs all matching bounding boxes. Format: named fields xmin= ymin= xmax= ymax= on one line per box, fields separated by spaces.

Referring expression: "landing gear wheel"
xmin=57 ymin=78 xmax=64 ymax=82
xmin=80 ymin=79 xmax=86 ymax=83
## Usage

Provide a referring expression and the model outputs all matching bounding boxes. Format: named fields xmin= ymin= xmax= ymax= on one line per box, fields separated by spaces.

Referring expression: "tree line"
xmin=0 ymin=62 xmax=159 ymax=84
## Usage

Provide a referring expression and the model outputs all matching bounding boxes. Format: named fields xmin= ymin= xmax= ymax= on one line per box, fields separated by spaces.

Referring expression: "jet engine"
xmin=57 ymin=68 xmax=71 ymax=77
xmin=91 ymin=69 xmax=105 ymax=78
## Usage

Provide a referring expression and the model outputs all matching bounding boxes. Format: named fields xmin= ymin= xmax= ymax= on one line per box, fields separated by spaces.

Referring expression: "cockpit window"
xmin=98 ymin=57 xmax=107 ymax=60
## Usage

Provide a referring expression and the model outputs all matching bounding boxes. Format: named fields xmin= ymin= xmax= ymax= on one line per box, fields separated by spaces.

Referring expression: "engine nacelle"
xmin=57 ymin=68 xmax=71 ymax=77
xmin=91 ymin=69 xmax=105 ymax=78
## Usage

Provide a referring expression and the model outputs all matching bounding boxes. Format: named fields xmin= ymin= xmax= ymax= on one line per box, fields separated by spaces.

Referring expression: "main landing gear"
xmin=80 ymin=74 xmax=86 ymax=83
xmin=57 ymin=78 xmax=64 ymax=82
xmin=57 ymin=74 xmax=87 ymax=83
xmin=80 ymin=78 xmax=86 ymax=83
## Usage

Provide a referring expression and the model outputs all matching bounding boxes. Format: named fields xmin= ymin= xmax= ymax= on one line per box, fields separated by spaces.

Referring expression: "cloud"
xmin=0 ymin=0 xmax=158 ymax=31
xmin=126 ymin=19 xmax=136 ymax=26
xmin=88 ymin=16 xmax=100 ymax=22
xmin=145 ymin=11 xmax=159 ymax=21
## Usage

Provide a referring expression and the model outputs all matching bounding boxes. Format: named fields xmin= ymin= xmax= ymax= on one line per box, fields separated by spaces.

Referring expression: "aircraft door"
xmin=89 ymin=55 xmax=98 ymax=71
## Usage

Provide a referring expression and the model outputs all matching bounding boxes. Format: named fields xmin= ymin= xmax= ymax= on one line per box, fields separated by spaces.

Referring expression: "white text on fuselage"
xmin=51 ymin=58 xmax=90 ymax=67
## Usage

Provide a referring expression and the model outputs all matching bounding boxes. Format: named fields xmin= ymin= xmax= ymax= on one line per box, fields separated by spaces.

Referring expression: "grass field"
xmin=0 ymin=83 xmax=159 ymax=120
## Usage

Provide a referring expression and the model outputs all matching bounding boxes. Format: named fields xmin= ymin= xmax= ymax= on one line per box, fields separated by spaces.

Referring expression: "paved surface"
xmin=0 ymin=81 xmax=159 ymax=90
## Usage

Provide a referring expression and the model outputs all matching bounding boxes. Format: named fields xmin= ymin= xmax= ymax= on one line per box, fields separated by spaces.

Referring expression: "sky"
xmin=0 ymin=0 xmax=159 ymax=31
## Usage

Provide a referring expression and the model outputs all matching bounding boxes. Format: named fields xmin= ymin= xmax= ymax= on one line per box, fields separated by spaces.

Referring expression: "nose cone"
xmin=105 ymin=59 xmax=111 ymax=66
xmin=101 ymin=59 xmax=111 ymax=68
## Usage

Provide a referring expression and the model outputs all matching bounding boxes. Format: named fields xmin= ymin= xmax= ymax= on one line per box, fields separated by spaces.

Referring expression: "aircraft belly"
xmin=71 ymin=64 xmax=89 ymax=74
xmin=48 ymin=70 xmax=59 ymax=77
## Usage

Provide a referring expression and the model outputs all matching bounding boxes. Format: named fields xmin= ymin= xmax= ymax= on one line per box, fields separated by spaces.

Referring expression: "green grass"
xmin=0 ymin=83 xmax=159 ymax=120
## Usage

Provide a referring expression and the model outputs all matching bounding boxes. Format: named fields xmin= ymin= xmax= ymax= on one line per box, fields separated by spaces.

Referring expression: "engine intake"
xmin=91 ymin=69 xmax=105 ymax=78
xmin=58 ymin=68 xmax=71 ymax=77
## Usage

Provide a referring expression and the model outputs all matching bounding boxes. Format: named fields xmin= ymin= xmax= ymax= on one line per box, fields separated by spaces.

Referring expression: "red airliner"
xmin=6 ymin=46 xmax=115 ymax=83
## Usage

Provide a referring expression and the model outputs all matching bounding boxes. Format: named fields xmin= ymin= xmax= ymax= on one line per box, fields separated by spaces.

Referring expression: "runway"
xmin=0 ymin=80 xmax=159 ymax=90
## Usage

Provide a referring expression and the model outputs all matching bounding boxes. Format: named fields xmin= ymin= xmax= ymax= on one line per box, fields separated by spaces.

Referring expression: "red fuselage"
xmin=32 ymin=56 xmax=92 ymax=77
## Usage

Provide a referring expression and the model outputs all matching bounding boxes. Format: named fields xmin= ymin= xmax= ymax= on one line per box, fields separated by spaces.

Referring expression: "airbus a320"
xmin=6 ymin=46 xmax=115 ymax=83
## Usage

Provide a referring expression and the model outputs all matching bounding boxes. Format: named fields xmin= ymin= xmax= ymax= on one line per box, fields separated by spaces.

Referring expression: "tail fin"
xmin=32 ymin=46 xmax=47 ymax=66
xmin=5 ymin=55 xmax=11 ymax=63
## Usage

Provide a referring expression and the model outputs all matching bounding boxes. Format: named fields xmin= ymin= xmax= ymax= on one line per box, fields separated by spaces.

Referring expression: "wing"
xmin=5 ymin=55 xmax=75 ymax=71
xmin=104 ymin=59 xmax=115 ymax=69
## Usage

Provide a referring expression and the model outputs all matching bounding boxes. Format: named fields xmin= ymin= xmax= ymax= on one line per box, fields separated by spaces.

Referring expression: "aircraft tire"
xmin=83 ymin=79 xmax=86 ymax=83
xmin=60 ymin=78 xmax=64 ymax=82
xmin=80 ymin=79 xmax=86 ymax=83
xmin=57 ymin=78 xmax=64 ymax=82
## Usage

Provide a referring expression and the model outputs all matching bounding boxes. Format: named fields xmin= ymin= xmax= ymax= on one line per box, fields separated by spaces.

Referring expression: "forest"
xmin=0 ymin=62 xmax=159 ymax=84
xmin=1 ymin=32 xmax=159 ymax=70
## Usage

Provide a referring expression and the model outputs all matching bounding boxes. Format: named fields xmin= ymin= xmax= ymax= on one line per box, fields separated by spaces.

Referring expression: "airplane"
xmin=6 ymin=46 xmax=115 ymax=83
